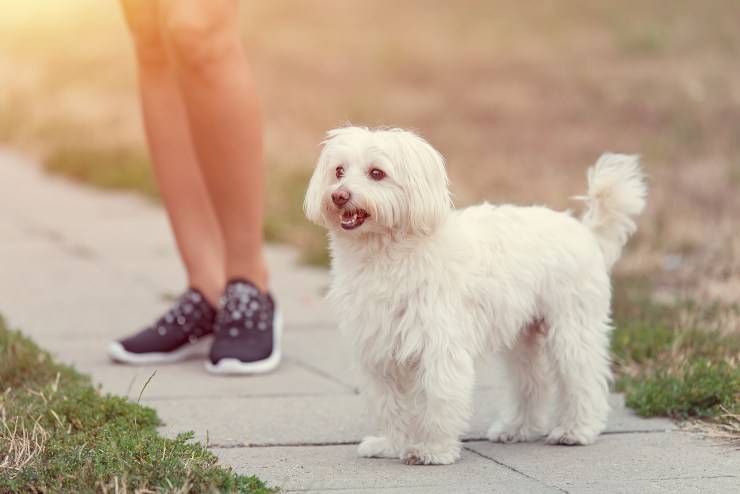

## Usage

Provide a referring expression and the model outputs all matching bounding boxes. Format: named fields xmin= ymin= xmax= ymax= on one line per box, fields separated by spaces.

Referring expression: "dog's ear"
xmin=304 ymin=140 xmax=330 ymax=225
xmin=304 ymin=127 xmax=360 ymax=225
xmin=391 ymin=131 xmax=453 ymax=235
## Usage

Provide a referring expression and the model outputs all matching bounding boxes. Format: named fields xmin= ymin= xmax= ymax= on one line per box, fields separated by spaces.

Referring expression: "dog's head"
xmin=304 ymin=126 xmax=452 ymax=237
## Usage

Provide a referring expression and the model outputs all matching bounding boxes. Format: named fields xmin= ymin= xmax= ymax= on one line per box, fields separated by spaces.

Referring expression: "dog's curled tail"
xmin=577 ymin=153 xmax=647 ymax=270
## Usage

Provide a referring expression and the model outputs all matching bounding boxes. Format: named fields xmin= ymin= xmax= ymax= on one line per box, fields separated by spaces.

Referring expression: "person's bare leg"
xmin=159 ymin=0 xmax=268 ymax=291
xmin=120 ymin=0 xmax=225 ymax=304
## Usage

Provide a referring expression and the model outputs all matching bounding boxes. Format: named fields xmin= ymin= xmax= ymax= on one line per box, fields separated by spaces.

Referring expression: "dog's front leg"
xmin=358 ymin=370 xmax=412 ymax=459
xmin=401 ymin=345 xmax=475 ymax=465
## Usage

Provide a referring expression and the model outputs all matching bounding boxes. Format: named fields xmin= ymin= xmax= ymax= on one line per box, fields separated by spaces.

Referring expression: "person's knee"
xmin=120 ymin=0 xmax=169 ymax=68
xmin=162 ymin=7 xmax=239 ymax=74
xmin=132 ymin=27 xmax=170 ymax=68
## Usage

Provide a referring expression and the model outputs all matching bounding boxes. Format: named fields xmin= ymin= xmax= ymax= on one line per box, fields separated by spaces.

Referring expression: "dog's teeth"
xmin=340 ymin=210 xmax=366 ymax=229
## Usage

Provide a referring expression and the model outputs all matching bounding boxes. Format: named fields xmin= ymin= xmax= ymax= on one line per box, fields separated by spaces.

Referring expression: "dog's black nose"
xmin=332 ymin=189 xmax=351 ymax=207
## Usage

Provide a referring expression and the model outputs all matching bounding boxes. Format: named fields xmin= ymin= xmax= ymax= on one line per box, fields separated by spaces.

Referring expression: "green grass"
xmin=729 ymin=159 xmax=740 ymax=186
xmin=611 ymin=278 xmax=740 ymax=430
xmin=264 ymin=167 xmax=329 ymax=267
xmin=625 ymin=359 xmax=738 ymax=419
xmin=0 ymin=315 xmax=273 ymax=493
xmin=46 ymin=145 xmax=160 ymax=199
xmin=613 ymin=23 xmax=671 ymax=56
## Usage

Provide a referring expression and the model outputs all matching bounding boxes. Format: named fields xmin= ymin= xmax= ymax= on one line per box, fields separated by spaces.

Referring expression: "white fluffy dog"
xmin=304 ymin=126 xmax=647 ymax=465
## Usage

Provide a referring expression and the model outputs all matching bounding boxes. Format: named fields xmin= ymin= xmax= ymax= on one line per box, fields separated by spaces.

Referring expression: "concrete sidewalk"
xmin=1 ymin=149 xmax=737 ymax=493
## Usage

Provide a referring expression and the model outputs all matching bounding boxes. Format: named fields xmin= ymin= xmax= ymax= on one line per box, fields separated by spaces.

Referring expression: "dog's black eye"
xmin=369 ymin=168 xmax=386 ymax=181
xmin=335 ymin=166 xmax=345 ymax=179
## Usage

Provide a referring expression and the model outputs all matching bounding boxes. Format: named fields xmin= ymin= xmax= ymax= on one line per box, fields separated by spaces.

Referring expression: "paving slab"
xmin=214 ymin=444 xmax=558 ymax=493
xmin=466 ymin=433 xmax=739 ymax=493
xmin=47 ymin=332 xmax=357 ymax=399
xmin=149 ymin=391 xmax=673 ymax=447
xmin=0 ymin=241 xmax=179 ymax=341
xmin=70 ymin=356 xmax=349 ymax=400
xmin=563 ymin=477 xmax=740 ymax=494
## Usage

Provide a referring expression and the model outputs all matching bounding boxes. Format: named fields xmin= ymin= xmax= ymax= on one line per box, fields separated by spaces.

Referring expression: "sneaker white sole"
xmin=205 ymin=310 xmax=283 ymax=375
xmin=107 ymin=335 xmax=213 ymax=365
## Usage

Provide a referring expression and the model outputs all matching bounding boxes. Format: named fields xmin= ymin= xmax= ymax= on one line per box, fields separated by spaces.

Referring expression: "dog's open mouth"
xmin=340 ymin=209 xmax=369 ymax=230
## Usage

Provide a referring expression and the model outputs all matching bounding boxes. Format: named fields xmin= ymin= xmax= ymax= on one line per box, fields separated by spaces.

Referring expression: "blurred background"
xmin=1 ymin=0 xmax=738 ymax=310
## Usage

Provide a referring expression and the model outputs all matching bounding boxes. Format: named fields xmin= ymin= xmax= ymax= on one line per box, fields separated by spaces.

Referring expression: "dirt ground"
xmin=1 ymin=0 xmax=739 ymax=320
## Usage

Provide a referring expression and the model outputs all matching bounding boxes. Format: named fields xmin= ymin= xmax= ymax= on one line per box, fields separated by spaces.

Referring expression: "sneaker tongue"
xmin=226 ymin=277 xmax=258 ymax=287
xmin=224 ymin=278 xmax=263 ymax=295
xmin=223 ymin=278 xmax=275 ymax=307
xmin=183 ymin=287 xmax=215 ymax=310
xmin=223 ymin=279 xmax=260 ymax=301
xmin=179 ymin=288 xmax=217 ymax=317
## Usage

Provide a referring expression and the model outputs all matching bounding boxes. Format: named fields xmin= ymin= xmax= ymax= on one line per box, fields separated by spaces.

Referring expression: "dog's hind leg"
xmin=487 ymin=322 xmax=552 ymax=443
xmin=545 ymin=313 xmax=611 ymax=445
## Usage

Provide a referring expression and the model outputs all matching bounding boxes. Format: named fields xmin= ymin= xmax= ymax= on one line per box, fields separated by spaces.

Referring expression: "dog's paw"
xmin=357 ymin=436 xmax=399 ymax=459
xmin=400 ymin=444 xmax=460 ymax=465
xmin=545 ymin=427 xmax=596 ymax=446
xmin=487 ymin=421 xmax=543 ymax=444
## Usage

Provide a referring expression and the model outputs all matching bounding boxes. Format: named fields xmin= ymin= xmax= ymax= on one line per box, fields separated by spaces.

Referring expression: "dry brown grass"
xmin=685 ymin=407 xmax=740 ymax=449
xmin=1 ymin=0 xmax=739 ymax=314
xmin=0 ymin=407 xmax=49 ymax=479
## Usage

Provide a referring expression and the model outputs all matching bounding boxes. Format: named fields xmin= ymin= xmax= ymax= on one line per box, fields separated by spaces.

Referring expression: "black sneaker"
xmin=108 ymin=288 xmax=216 ymax=364
xmin=205 ymin=279 xmax=282 ymax=375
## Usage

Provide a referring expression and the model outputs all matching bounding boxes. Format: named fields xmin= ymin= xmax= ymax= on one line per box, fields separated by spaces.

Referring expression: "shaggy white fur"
xmin=304 ymin=126 xmax=647 ymax=465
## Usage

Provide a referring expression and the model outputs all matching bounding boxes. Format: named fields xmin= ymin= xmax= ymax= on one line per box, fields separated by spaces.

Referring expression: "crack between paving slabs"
xmin=459 ymin=429 xmax=673 ymax=442
xmin=209 ymin=437 xmax=517 ymax=449
xmin=283 ymin=485 xmax=448 ymax=493
xmin=592 ymin=474 xmax=740 ymax=483
xmin=209 ymin=440 xmax=360 ymax=449
xmin=142 ymin=391 xmax=354 ymax=402
xmin=283 ymin=485 xmax=444 ymax=493
xmin=283 ymin=322 xmax=339 ymax=332
xmin=206 ymin=430 xmax=676 ymax=449
xmin=286 ymin=355 xmax=360 ymax=394
xmin=464 ymin=445 xmax=570 ymax=494
xmin=20 ymin=219 xmax=98 ymax=261
xmin=557 ymin=474 xmax=739 ymax=490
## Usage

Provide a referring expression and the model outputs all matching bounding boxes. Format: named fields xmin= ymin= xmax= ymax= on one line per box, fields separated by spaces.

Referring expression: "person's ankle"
xmin=225 ymin=258 xmax=269 ymax=292
xmin=188 ymin=274 xmax=224 ymax=307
